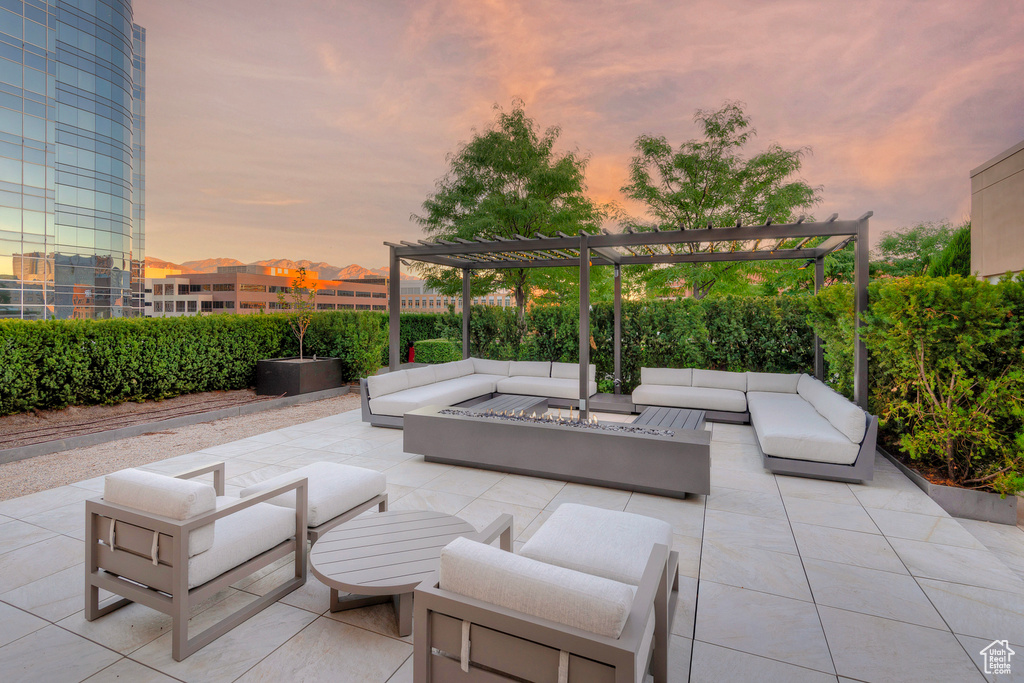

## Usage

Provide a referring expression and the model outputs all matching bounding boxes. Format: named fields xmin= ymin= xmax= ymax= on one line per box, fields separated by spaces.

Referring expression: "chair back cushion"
xmin=366 ymin=371 xmax=408 ymax=399
xmin=640 ymin=367 xmax=691 ymax=386
xmin=434 ymin=360 xmax=474 ymax=382
xmin=104 ymin=469 xmax=215 ymax=556
xmin=797 ymin=374 xmax=867 ymax=443
xmin=405 ymin=365 xmax=438 ymax=388
xmin=241 ymin=462 xmax=385 ymax=527
xmin=692 ymin=369 xmax=747 ymax=391
xmin=439 ymin=537 xmax=633 ymax=639
xmin=745 ymin=372 xmax=800 ymax=394
xmin=551 ymin=362 xmax=597 ymax=381
xmin=509 ymin=361 xmax=551 ymax=378
xmin=472 ymin=358 xmax=511 ymax=376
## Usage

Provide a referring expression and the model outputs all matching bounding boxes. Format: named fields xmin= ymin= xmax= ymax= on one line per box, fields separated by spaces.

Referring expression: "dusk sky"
xmin=135 ymin=0 xmax=1024 ymax=270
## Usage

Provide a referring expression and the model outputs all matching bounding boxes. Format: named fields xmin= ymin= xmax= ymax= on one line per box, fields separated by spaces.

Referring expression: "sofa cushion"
xmin=745 ymin=372 xmax=800 ymax=394
xmin=240 ymin=462 xmax=385 ymax=528
xmin=640 ymin=367 xmax=691 ymax=386
xmin=433 ymin=361 xmax=464 ymax=382
xmin=496 ymin=376 xmax=598 ymax=400
xmin=509 ymin=360 xmax=551 ymax=378
xmin=472 ymin=358 xmax=510 ymax=376
xmin=405 ymin=365 xmax=437 ymax=389
xmin=631 ymin=384 xmax=747 ymax=412
xmin=369 ymin=374 xmax=496 ymax=416
xmin=188 ymin=497 xmax=295 ymax=588
xmin=748 ymin=392 xmax=861 ymax=465
xmin=520 ymin=504 xmax=672 ymax=586
xmin=104 ymin=469 xmax=215 ymax=557
xmin=439 ymin=536 xmax=634 ymax=639
xmin=550 ymin=362 xmax=597 ymax=382
xmin=366 ymin=371 xmax=408 ymax=399
xmin=797 ymin=375 xmax=867 ymax=443
xmin=692 ymin=369 xmax=746 ymax=392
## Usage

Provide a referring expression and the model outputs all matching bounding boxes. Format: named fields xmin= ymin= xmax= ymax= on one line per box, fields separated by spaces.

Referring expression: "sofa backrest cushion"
xmin=453 ymin=358 xmax=475 ymax=377
xmin=745 ymin=372 xmax=800 ymax=394
xmin=472 ymin=358 xmax=510 ymax=376
xmin=551 ymin=362 xmax=597 ymax=381
xmin=509 ymin=360 xmax=551 ymax=378
xmin=433 ymin=361 xmax=465 ymax=382
xmin=693 ymin=369 xmax=747 ymax=392
xmin=366 ymin=371 xmax=408 ymax=399
xmin=640 ymin=367 xmax=691 ymax=386
xmin=405 ymin=365 xmax=437 ymax=389
xmin=439 ymin=537 xmax=633 ymax=639
xmin=104 ymin=468 xmax=215 ymax=556
xmin=797 ymin=374 xmax=867 ymax=443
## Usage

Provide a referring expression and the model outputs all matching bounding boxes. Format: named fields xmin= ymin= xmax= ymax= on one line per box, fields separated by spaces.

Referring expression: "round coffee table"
xmin=309 ymin=509 xmax=477 ymax=637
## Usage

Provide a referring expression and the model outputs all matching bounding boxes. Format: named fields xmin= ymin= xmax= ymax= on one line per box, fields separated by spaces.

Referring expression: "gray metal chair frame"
xmin=758 ymin=413 xmax=879 ymax=484
xmin=85 ymin=462 xmax=308 ymax=661
xmin=413 ymin=543 xmax=670 ymax=683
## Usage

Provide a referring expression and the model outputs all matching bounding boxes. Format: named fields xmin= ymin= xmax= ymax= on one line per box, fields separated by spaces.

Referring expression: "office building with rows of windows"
xmin=0 ymin=0 xmax=145 ymax=319
xmin=399 ymin=279 xmax=513 ymax=313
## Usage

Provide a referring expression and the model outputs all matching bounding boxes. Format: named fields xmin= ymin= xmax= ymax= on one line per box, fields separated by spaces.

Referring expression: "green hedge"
xmin=414 ymin=338 xmax=461 ymax=364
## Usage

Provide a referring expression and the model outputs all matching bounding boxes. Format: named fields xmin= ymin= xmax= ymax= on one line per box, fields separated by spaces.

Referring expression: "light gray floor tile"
xmin=280 ymin=433 xmax=346 ymax=450
xmin=0 ymin=601 xmax=48 ymax=647
xmin=0 ymin=485 xmax=95 ymax=519
xmin=695 ymin=581 xmax=834 ymax=674
xmin=702 ymin=509 xmax=798 ymax=555
xmin=516 ymin=510 xmax=553 ymax=543
xmin=235 ymin=616 xmax=412 ymax=682
xmin=958 ymin=518 xmax=1024 ymax=580
xmin=1 ymin=563 xmax=98 ymax=622
xmin=340 ymin=456 xmax=400 ymax=472
xmin=319 ymin=437 xmax=378 ymax=456
xmin=792 ymin=522 xmax=907 ymax=574
xmin=388 ymin=488 xmax=475 ymax=516
xmin=324 ymin=602 xmax=411 ymax=643
xmin=672 ymin=575 xmax=698 ymax=638
xmin=673 ymin=533 xmax=703 ymax=579
xmin=784 ymin=497 xmax=879 ymax=534
xmin=706 ymin=487 xmax=787 ymax=520
xmin=0 ymin=624 xmax=120 ymax=683
xmin=869 ymin=508 xmax=987 ymax=549
xmin=455 ymin=497 xmax=543 ymax=539
xmin=69 ymin=476 xmax=106 ymax=493
xmin=0 ymin=518 xmax=58 ymax=554
xmin=59 ymin=601 xmax=173 ymax=655
xmin=709 ymin=465 xmax=779 ymax=494
xmin=700 ymin=540 xmax=811 ymax=601
xmin=819 ymin=605 xmax=984 ymax=682
xmin=545 ymin=482 xmax=632 ymax=511
xmin=226 ymin=464 xmax=295 ymax=488
xmin=382 ymin=459 xmax=452 ymax=488
xmin=240 ymin=444 xmax=323 ymax=465
xmin=386 ymin=654 xmax=413 ymax=683
xmin=668 ymin=635 xmax=692 ymax=683
xmin=479 ymin=474 xmax=566 ymax=509
xmin=955 ymin=633 xmax=1024 ymax=682
xmin=420 ymin=466 xmax=507 ymax=498
xmin=889 ymin=537 xmax=1024 ymax=592
xmin=246 ymin=430 xmax=302 ymax=445
xmin=132 ymin=599 xmax=316 ymax=683
xmin=777 ymin=476 xmax=860 ymax=505
xmin=852 ymin=486 xmax=949 ymax=516
xmin=689 ymin=640 xmax=838 ymax=683
xmin=625 ymin=493 xmax=707 ymax=538
xmin=0 ymin=533 xmax=82 ymax=594
xmin=84 ymin=658 xmax=179 ymax=682
xmin=918 ymin=579 xmax=1024 ymax=644
xmin=22 ymin=501 xmax=88 ymax=540
xmin=803 ymin=557 xmax=946 ymax=629
xmin=709 ymin=423 xmax=758 ymax=445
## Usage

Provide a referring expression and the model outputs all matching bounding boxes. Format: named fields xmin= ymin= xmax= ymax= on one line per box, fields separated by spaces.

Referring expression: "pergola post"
xmin=814 ymin=257 xmax=824 ymax=381
xmin=853 ymin=215 xmax=870 ymax=409
xmin=579 ymin=233 xmax=590 ymax=419
xmin=462 ymin=268 xmax=471 ymax=359
xmin=388 ymin=246 xmax=400 ymax=371
xmin=613 ymin=264 xmax=622 ymax=394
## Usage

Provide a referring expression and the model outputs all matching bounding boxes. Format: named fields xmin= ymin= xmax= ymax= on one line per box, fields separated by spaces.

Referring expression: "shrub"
xmin=806 ymin=284 xmax=855 ymax=397
xmin=414 ymin=338 xmax=461 ymax=364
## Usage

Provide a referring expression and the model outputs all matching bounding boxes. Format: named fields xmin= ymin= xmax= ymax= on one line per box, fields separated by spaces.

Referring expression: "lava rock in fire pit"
xmin=438 ymin=408 xmax=675 ymax=438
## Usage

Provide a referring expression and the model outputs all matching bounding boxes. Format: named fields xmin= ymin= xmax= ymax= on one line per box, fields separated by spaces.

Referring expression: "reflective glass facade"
xmin=0 ymin=0 xmax=144 ymax=319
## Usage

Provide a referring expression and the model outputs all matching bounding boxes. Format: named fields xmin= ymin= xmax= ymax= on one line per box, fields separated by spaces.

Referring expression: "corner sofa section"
xmin=360 ymin=358 xmax=598 ymax=428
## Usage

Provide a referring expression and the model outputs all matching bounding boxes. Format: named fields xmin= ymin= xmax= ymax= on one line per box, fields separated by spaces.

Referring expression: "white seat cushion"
xmin=496 ymin=376 xmax=598 ymax=400
xmin=748 ymin=392 xmax=860 ymax=465
xmin=746 ymin=372 xmax=800 ymax=394
xmin=188 ymin=497 xmax=295 ymax=588
xmin=240 ymin=462 xmax=386 ymax=528
xmin=692 ymin=369 xmax=747 ymax=392
xmin=631 ymin=384 xmax=747 ymax=412
xmin=439 ymin=537 xmax=634 ymax=639
xmin=640 ymin=367 xmax=691 ymax=386
xmin=104 ymin=469 xmax=215 ymax=556
xmin=366 ymin=370 xmax=408 ymax=399
xmin=520 ymin=503 xmax=672 ymax=586
xmin=369 ymin=374 xmax=496 ymax=416
xmin=797 ymin=375 xmax=867 ymax=443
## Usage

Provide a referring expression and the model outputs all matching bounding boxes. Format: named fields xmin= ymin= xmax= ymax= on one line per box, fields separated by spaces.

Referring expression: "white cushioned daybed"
xmin=633 ymin=368 xmax=877 ymax=483
xmin=360 ymin=358 xmax=597 ymax=428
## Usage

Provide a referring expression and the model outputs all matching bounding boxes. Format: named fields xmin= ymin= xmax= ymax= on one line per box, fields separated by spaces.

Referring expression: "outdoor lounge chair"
xmin=85 ymin=463 xmax=307 ymax=661
xmin=414 ymin=536 xmax=668 ymax=683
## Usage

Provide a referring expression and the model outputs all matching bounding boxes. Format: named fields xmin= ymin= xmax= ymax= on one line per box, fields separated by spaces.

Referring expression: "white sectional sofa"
xmin=633 ymin=368 xmax=877 ymax=483
xmin=360 ymin=358 xmax=598 ymax=428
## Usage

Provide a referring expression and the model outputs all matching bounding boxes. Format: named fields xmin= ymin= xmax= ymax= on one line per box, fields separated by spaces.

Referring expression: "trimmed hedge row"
xmin=414 ymin=338 xmax=461 ymax=364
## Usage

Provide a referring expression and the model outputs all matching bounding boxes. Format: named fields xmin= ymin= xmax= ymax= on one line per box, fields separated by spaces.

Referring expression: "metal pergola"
xmin=385 ymin=212 xmax=872 ymax=418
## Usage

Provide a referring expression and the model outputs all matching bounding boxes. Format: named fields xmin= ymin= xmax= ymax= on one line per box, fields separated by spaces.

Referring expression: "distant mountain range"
xmin=145 ymin=257 xmax=416 ymax=281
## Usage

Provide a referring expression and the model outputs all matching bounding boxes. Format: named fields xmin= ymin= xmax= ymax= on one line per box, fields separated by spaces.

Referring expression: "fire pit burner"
xmin=438 ymin=407 xmax=675 ymax=438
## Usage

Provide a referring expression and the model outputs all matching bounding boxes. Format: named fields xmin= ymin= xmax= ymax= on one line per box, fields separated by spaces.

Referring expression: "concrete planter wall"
xmin=256 ymin=357 xmax=343 ymax=396
xmin=879 ymin=448 xmax=1021 ymax=525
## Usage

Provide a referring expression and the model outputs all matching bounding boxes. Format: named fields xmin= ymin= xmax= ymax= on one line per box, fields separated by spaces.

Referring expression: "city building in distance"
xmin=399 ymin=278 xmax=514 ymax=313
xmin=0 ymin=0 xmax=145 ymax=320
xmin=148 ymin=265 xmax=388 ymax=317
xmin=971 ymin=138 xmax=1024 ymax=282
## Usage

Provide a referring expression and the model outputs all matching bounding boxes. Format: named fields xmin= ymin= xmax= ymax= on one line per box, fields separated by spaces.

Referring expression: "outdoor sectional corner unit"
xmin=633 ymin=368 xmax=878 ymax=484
xmin=360 ymin=358 xmax=597 ymax=429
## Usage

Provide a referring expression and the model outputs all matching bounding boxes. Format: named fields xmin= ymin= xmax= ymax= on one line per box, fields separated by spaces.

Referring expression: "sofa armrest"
xmin=173 ymin=461 xmax=226 ymax=496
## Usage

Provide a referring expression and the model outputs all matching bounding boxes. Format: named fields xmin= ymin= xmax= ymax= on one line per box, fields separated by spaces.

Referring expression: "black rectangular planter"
xmin=256 ymin=357 xmax=343 ymax=396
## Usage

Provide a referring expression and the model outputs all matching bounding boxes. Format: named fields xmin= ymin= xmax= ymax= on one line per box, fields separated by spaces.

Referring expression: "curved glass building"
xmin=0 ymin=0 xmax=145 ymax=319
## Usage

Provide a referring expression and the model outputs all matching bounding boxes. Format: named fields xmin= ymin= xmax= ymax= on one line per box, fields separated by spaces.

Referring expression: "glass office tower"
xmin=0 ymin=0 xmax=145 ymax=319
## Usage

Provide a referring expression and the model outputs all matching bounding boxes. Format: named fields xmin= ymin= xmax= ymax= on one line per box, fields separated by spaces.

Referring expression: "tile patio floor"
xmin=1 ymin=407 xmax=1023 ymax=682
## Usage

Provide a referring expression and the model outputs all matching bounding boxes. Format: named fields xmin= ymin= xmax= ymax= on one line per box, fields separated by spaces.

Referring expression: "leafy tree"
xmin=621 ymin=101 xmax=821 ymax=298
xmin=927 ymin=222 xmax=971 ymax=277
xmin=414 ymin=101 xmax=604 ymax=327
xmin=277 ymin=267 xmax=318 ymax=359
xmin=872 ymin=221 xmax=958 ymax=278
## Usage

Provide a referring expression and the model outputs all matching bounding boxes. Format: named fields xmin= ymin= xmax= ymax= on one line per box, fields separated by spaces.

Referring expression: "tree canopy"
xmin=413 ymin=101 xmax=604 ymax=323
xmin=871 ymin=221 xmax=961 ymax=278
xmin=620 ymin=101 xmax=822 ymax=298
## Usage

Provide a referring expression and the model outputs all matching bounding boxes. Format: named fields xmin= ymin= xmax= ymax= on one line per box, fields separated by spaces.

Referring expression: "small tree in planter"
xmin=278 ymin=267 xmax=318 ymax=360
